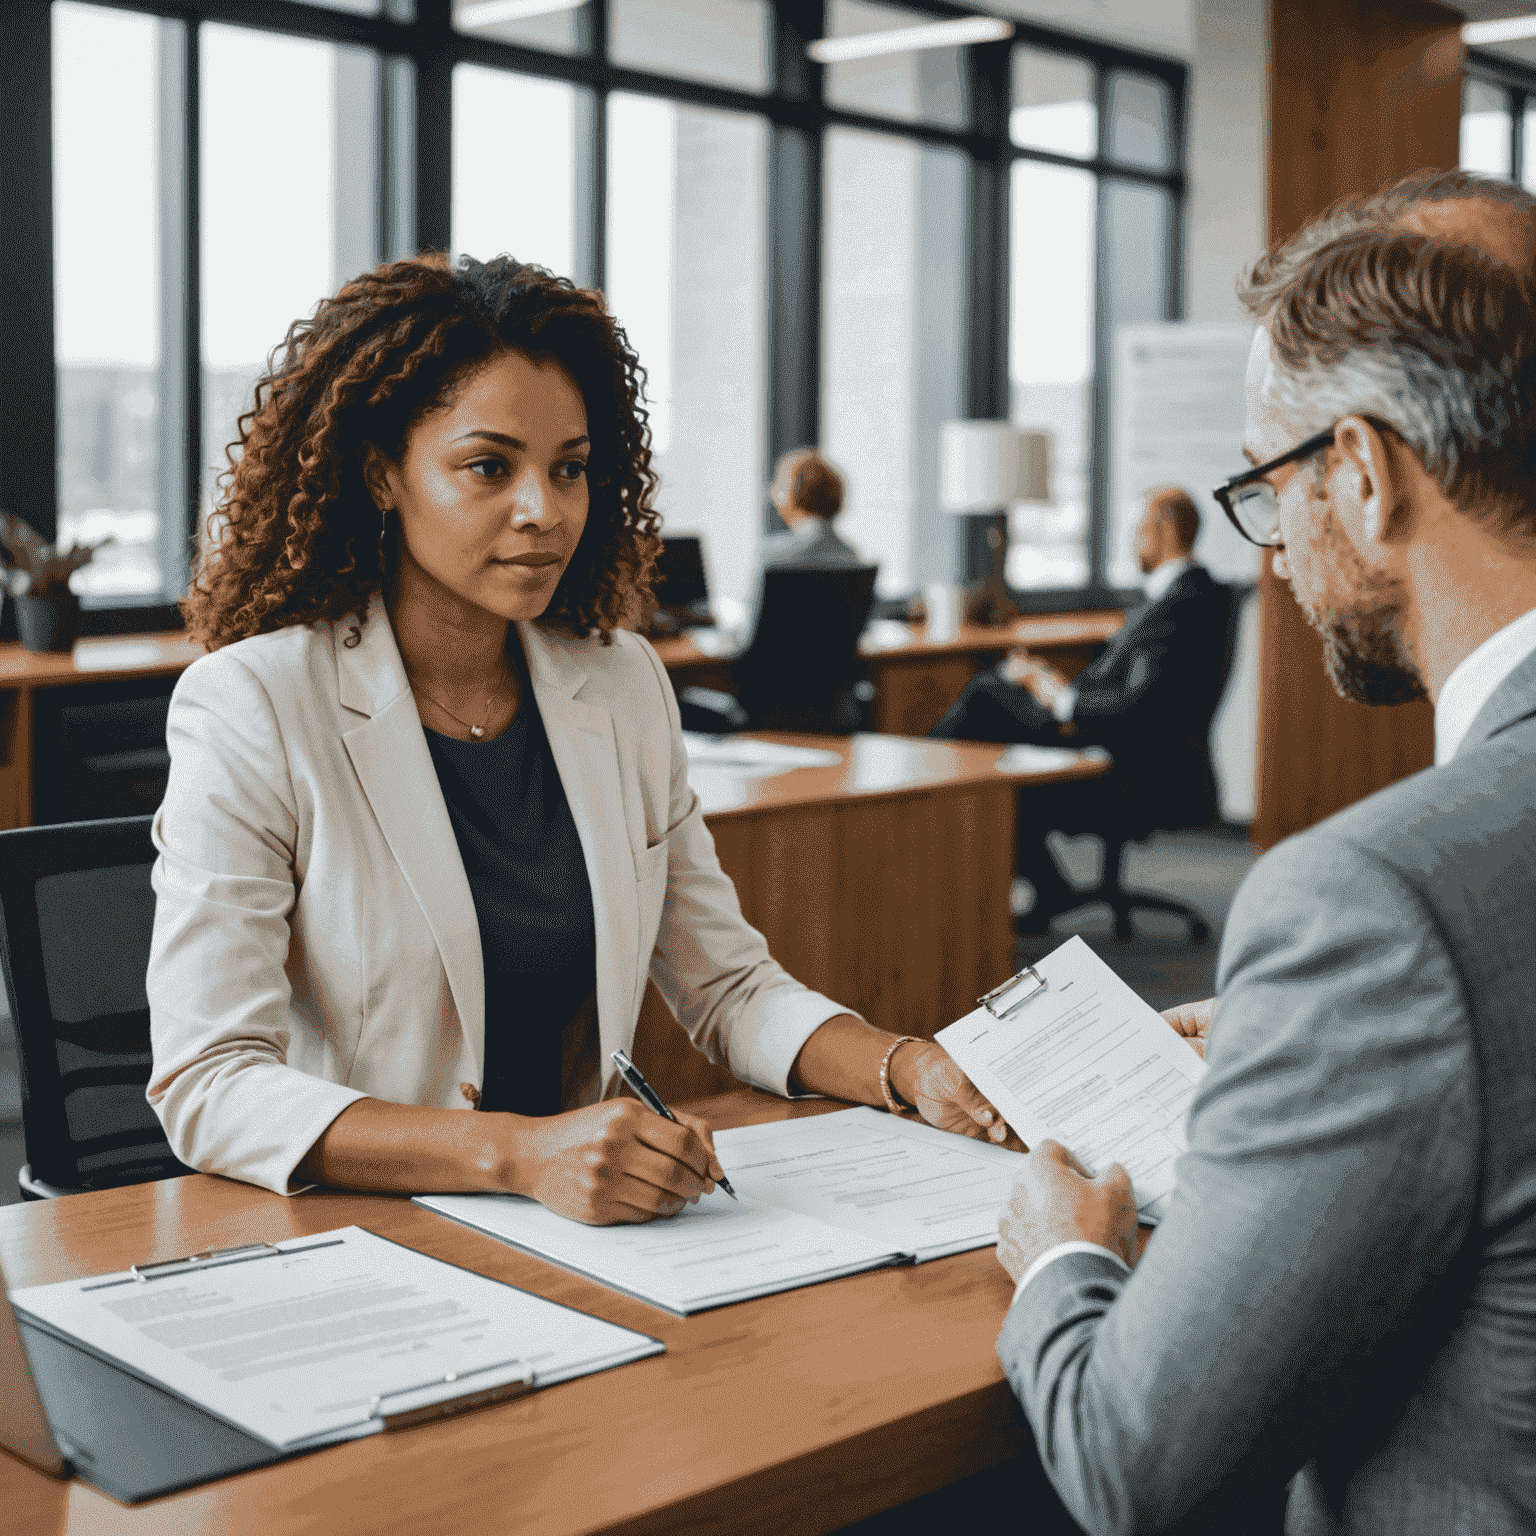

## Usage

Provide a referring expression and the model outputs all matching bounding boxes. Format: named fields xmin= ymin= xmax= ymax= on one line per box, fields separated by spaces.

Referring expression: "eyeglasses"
xmin=1212 ymin=428 xmax=1335 ymax=548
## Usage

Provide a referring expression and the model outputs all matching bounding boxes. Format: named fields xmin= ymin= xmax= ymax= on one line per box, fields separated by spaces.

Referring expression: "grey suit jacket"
xmin=996 ymin=647 xmax=1536 ymax=1535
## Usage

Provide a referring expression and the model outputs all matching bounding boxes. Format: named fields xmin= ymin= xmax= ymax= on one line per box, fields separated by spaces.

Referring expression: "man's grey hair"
xmin=1240 ymin=168 xmax=1536 ymax=318
xmin=1261 ymin=229 xmax=1536 ymax=537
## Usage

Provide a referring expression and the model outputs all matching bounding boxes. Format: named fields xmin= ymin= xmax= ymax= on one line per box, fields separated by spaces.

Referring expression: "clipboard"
xmin=6 ymin=1228 xmax=662 ymax=1502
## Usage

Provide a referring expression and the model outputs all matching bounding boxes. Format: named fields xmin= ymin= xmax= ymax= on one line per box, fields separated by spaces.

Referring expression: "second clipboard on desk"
xmin=8 ymin=1226 xmax=662 ymax=1472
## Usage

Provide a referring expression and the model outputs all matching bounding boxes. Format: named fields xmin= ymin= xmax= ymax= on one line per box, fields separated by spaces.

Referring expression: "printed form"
xmin=9 ymin=1227 xmax=661 ymax=1449
xmin=418 ymin=1188 xmax=903 ymax=1316
xmin=418 ymin=1107 xmax=1026 ymax=1313
xmin=936 ymin=936 xmax=1208 ymax=1221
xmin=713 ymin=1107 xmax=1021 ymax=1260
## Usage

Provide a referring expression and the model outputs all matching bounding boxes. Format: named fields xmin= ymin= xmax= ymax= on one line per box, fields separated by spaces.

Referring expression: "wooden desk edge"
xmin=0 ymin=1091 xmax=1030 ymax=1536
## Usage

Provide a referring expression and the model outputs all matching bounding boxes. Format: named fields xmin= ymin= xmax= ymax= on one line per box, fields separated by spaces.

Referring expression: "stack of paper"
xmin=417 ymin=1108 xmax=1023 ymax=1315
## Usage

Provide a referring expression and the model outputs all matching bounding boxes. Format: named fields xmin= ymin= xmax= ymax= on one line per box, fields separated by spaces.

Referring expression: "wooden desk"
xmin=0 ymin=635 xmax=201 ymax=829
xmin=651 ymin=610 xmax=1125 ymax=737
xmin=633 ymin=733 xmax=1109 ymax=1102
xmin=0 ymin=1090 xmax=1028 ymax=1536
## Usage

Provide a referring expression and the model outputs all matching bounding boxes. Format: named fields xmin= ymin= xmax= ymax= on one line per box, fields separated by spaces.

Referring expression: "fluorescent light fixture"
xmin=457 ymin=0 xmax=585 ymax=28
xmin=807 ymin=15 xmax=1013 ymax=65
xmin=1464 ymin=15 xmax=1536 ymax=45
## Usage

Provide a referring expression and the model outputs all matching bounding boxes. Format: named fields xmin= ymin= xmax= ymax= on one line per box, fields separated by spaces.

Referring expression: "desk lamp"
xmin=938 ymin=422 xmax=1051 ymax=627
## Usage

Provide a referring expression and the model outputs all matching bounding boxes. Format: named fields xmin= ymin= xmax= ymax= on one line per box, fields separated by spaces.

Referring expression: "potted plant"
xmin=0 ymin=511 xmax=111 ymax=654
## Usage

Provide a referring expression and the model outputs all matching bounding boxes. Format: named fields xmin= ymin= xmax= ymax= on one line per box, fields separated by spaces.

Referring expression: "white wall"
xmin=1184 ymin=0 xmax=1266 ymax=823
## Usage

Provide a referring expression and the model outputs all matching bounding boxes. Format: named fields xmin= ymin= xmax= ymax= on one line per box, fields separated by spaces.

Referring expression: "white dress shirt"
xmin=1434 ymin=604 xmax=1536 ymax=764
xmin=1050 ymin=557 xmax=1193 ymax=724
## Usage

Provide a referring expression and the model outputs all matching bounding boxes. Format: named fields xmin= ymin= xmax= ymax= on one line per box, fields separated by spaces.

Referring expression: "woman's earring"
xmin=378 ymin=505 xmax=391 ymax=578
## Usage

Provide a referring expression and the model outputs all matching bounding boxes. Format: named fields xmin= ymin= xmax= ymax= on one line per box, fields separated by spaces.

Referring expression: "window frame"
xmin=1 ymin=0 xmax=1186 ymax=631
xmin=1463 ymin=48 xmax=1534 ymax=184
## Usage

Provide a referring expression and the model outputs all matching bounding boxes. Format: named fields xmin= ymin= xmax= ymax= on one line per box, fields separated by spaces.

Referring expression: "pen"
xmin=610 ymin=1048 xmax=738 ymax=1201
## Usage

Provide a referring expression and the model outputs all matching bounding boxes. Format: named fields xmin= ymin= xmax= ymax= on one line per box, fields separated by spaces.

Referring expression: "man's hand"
xmin=889 ymin=1041 xmax=1025 ymax=1150
xmin=1162 ymin=996 xmax=1214 ymax=1059
xmin=999 ymin=649 xmax=1071 ymax=709
xmin=995 ymin=1140 xmax=1138 ymax=1284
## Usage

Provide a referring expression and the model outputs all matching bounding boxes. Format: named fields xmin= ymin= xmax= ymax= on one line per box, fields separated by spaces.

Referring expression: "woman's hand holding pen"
xmin=504 ymin=1099 xmax=727 ymax=1226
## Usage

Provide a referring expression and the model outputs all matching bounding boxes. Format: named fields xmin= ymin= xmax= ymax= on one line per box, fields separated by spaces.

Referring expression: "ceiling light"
xmin=1463 ymin=15 xmax=1536 ymax=45
xmin=807 ymin=16 xmax=1013 ymax=65
xmin=457 ymin=0 xmax=585 ymax=28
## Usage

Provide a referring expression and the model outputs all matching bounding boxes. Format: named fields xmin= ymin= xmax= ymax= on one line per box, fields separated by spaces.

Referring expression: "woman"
xmin=147 ymin=253 xmax=1009 ymax=1225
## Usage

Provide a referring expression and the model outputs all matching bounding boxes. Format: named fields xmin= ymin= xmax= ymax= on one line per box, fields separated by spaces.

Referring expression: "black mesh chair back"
xmin=732 ymin=565 xmax=879 ymax=733
xmin=0 ymin=815 xmax=190 ymax=1197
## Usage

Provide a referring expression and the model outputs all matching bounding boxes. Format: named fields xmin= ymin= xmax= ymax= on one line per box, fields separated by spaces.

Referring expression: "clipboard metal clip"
xmin=130 ymin=1242 xmax=281 ymax=1284
xmin=977 ymin=965 xmax=1047 ymax=1019
xmin=370 ymin=1358 xmax=537 ymax=1431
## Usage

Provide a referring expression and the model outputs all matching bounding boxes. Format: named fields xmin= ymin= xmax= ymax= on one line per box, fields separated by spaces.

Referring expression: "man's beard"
xmin=1296 ymin=504 xmax=1427 ymax=706
xmin=1316 ymin=601 xmax=1427 ymax=705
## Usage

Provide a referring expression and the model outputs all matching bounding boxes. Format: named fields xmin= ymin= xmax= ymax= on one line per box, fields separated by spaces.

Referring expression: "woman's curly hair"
xmin=183 ymin=253 xmax=660 ymax=650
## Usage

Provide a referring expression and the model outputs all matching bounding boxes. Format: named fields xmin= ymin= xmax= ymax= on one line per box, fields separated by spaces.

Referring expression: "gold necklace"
xmin=407 ymin=668 xmax=512 ymax=741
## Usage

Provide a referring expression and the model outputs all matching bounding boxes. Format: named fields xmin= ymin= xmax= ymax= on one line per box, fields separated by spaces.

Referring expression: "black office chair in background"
xmin=0 ymin=815 xmax=191 ymax=1198
xmin=679 ymin=564 xmax=879 ymax=736
xmin=1046 ymin=584 xmax=1244 ymax=945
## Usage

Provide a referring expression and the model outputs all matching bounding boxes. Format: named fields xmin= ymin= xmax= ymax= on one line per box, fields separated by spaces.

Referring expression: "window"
xmin=453 ymin=65 xmax=582 ymax=278
xmin=202 ymin=25 xmax=381 ymax=520
xmin=1009 ymin=162 xmax=1094 ymax=590
xmin=52 ymin=3 xmax=174 ymax=601
xmin=1462 ymin=78 xmax=1513 ymax=176
xmin=11 ymin=0 xmax=1187 ymax=630
xmin=1460 ymin=53 xmax=1536 ymax=186
xmin=824 ymin=0 xmax=968 ymax=129
xmin=1007 ymin=52 xmax=1182 ymax=592
xmin=822 ymin=129 xmax=967 ymax=595
xmin=606 ymin=95 xmax=768 ymax=610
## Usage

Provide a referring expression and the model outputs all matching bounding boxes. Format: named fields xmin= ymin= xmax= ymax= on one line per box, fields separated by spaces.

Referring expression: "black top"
xmin=424 ymin=682 xmax=596 ymax=1118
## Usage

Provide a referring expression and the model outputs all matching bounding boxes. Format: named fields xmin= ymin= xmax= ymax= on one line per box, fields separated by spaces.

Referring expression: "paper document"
xmin=417 ymin=1107 xmax=1024 ymax=1314
xmin=418 ymin=1188 xmax=902 ymax=1316
xmin=682 ymin=733 xmax=842 ymax=775
xmin=994 ymin=744 xmax=1110 ymax=775
xmin=9 ymin=1227 xmax=661 ymax=1450
xmin=936 ymin=936 xmax=1207 ymax=1221
xmin=713 ymin=1107 xmax=1021 ymax=1261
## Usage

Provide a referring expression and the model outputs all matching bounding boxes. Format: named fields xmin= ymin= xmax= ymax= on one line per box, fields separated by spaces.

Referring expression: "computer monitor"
xmin=653 ymin=535 xmax=711 ymax=620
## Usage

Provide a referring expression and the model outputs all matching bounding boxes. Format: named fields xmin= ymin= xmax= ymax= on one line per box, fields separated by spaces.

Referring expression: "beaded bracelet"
xmin=879 ymin=1036 xmax=922 ymax=1114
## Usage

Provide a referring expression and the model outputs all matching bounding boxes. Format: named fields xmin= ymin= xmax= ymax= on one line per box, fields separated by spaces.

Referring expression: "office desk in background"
xmin=653 ymin=610 xmax=1123 ymax=736
xmin=0 ymin=614 xmax=1121 ymax=830
xmin=632 ymin=733 xmax=1109 ymax=1102
xmin=0 ymin=635 xmax=202 ymax=829
xmin=0 ymin=1090 xmax=1028 ymax=1536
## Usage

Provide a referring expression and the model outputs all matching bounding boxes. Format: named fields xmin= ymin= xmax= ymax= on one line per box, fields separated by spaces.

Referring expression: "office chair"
xmin=679 ymin=564 xmax=879 ymax=735
xmin=1042 ymin=584 xmax=1243 ymax=945
xmin=0 ymin=815 xmax=192 ymax=1198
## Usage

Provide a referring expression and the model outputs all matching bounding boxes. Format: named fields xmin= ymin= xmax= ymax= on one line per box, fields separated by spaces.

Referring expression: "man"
xmin=992 ymin=227 xmax=1536 ymax=1531
xmin=760 ymin=447 xmax=864 ymax=568
xmin=931 ymin=487 xmax=1232 ymax=927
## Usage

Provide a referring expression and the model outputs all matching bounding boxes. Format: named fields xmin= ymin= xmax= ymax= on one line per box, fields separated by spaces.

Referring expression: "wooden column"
xmin=1254 ymin=0 xmax=1463 ymax=848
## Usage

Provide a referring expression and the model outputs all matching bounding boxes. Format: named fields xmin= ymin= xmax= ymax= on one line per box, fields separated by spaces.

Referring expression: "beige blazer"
xmin=146 ymin=595 xmax=849 ymax=1194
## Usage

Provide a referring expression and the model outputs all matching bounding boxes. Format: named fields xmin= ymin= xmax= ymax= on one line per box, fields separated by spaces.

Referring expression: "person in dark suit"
xmin=930 ymin=487 xmax=1231 ymax=928
xmin=760 ymin=448 xmax=864 ymax=569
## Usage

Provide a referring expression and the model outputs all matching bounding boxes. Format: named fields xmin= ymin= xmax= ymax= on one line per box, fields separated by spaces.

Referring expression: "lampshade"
xmin=938 ymin=422 xmax=1051 ymax=513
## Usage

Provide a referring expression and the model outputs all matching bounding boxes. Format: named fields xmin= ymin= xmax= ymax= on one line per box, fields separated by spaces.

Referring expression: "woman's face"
xmin=367 ymin=349 xmax=591 ymax=625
